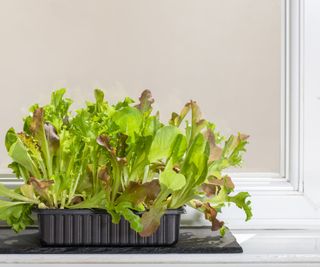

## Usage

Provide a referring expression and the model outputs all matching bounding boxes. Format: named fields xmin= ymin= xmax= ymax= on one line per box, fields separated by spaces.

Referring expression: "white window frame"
xmin=2 ymin=0 xmax=319 ymax=229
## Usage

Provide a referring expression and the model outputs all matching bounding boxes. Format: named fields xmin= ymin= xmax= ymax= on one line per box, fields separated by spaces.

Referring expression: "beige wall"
xmin=0 ymin=0 xmax=281 ymax=173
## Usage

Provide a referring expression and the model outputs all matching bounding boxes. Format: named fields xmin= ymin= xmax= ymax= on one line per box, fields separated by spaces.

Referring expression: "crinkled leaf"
xmin=201 ymin=183 xmax=219 ymax=197
xmin=201 ymin=175 xmax=235 ymax=197
xmin=222 ymin=133 xmax=249 ymax=166
xmin=0 ymin=202 xmax=33 ymax=232
xmin=228 ymin=192 xmax=252 ymax=221
xmin=135 ymin=89 xmax=154 ymax=113
xmin=114 ymin=201 xmax=143 ymax=232
xmin=44 ymin=88 xmax=72 ymax=130
xmin=114 ymin=97 xmax=135 ymax=110
xmin=202 ymin=203 xmax=224 ymax=231
xmin=97 ymin=135 xmax=116 ymax=155
xmin=8 ymin=162 xmax=25 ymax=179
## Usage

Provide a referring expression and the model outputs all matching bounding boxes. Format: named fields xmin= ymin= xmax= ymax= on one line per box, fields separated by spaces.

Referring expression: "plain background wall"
xmin=0 ymin=0 xmax=281 ymax=173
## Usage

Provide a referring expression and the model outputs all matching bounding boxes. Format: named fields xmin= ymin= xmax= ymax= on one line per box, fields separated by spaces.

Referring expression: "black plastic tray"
xmin=37 ymin=208 xmax=185 ymax=246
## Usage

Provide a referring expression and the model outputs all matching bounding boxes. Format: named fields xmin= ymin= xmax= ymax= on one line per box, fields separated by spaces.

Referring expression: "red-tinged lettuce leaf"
xmin=29 ymin=177 xmax=54 ymax=190
xmin=143 ymin=179 xmax=161 ymax=206
xmin=135 ymin=89 xmax=154 ymax=113
xmin=189 ymin=200 xmax=224 ymax=231
xmin=115 ymin=181 xmax=148 ymax=206
xmin=44 ymin=123 xmax=60 ymax=155
xmin=115 ymin=133 xmax=128 ymax=158
xmin=29 ymin=177 xmax=54 ymax=206
xmin=98 ymin=165 xmax=111 ymax=185
xmin=70 ymin=196 xmax=84 ymax=205
xmin=208 ymin=133 xmax=249 ymax=174
xmin=30 ymin=108 xmax=53 ymax=177
xmin=202 ymin=202 xmax=224 ymax=231
xmin=97 ymin=135 xmax=116 ymax=155
xmin=187 ymin=101 xmax=207 ymax=141
xmin=201 ymin=183 xmax=219 ymax=197
xmin=201 ymin=175 xmax=235 ymax=197
xmin=116 ymin=180 xmax=161 ymax=208
xmin=139 ymin=205 xmax=166 ymax=237
xmin=30 ymin=108 xmax=45 ymax=137
xmin=205 ymin=128 xmax=223 ymax=162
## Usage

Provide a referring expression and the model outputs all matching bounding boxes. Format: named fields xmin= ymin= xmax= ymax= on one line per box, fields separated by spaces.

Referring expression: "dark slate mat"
xmin=0 ymin=227 xmax=242 ymax=254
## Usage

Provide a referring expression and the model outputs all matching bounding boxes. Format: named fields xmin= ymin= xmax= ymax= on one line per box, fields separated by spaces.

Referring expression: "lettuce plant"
xmin=0 ymin=89 xmax=252 ymax=235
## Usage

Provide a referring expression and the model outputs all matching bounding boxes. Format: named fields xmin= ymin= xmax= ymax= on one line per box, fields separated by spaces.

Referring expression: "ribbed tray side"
xmin=38 ymin=209 xmax=182 ymax=246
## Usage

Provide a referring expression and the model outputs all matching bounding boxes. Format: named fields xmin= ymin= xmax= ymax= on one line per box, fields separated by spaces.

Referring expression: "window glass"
xmin=0 ymin=0 xmax=281 ymax=173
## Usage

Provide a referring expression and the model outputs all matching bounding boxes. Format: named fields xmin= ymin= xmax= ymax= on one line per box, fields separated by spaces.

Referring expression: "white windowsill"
xmin=1 ymin=230 xmax=320 ymax=266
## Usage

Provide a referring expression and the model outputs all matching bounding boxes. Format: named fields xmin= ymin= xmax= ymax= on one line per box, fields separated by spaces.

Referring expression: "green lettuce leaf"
xmin=0 ymin=201 xmax=33 ymax=232
xmin=112 ymin=107 xmax=143 ymax=137
xmin=159 ymin=169 xmax=186 ymax=191
xmin=148 ymin=126 xmax=181 ymax=162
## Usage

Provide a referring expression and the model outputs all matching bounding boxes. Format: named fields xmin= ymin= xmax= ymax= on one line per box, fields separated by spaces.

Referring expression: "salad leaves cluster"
xmin=0 ymin=89 xmax=252 ymax=235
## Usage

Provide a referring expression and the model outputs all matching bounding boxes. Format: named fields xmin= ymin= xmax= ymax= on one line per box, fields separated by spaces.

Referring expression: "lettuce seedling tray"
xmin=37 ymin=208 xmax=185 ymax=246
